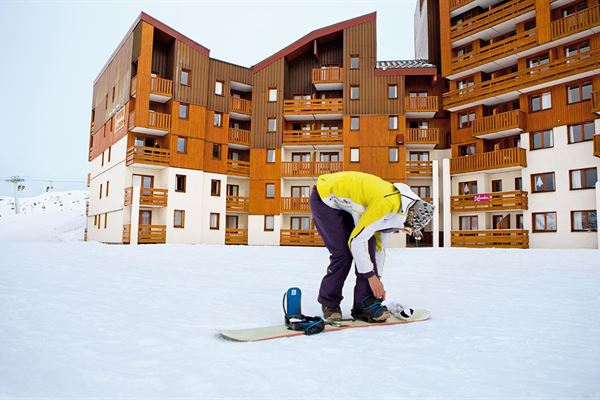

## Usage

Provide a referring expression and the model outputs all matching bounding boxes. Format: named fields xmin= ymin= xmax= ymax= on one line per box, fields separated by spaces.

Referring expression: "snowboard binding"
xmin=282 ymin=287 xmax=325 ymax=336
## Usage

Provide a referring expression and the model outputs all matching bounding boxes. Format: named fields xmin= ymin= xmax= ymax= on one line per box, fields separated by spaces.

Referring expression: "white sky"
xmin=0 ymin=0 xmax=418 ymax=195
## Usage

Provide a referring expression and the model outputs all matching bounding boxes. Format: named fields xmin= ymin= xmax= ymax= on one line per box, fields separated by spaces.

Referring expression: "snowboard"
xmin=220 ymin=309 xmax=430 ymax=342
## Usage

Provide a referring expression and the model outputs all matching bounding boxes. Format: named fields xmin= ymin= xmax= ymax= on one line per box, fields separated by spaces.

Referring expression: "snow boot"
xmin=351 ymin=296 xmax=391 ymax=323
xmin=322 ymin=304 xmax=342 ymax=321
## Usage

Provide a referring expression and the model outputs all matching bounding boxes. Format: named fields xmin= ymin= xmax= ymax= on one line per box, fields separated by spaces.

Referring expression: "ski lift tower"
xmin=5 ymin=176 xmax=25 ymax=214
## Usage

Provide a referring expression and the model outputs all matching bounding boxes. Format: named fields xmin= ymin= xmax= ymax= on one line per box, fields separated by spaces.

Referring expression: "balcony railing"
xmin=231 ymin=97 xmax=252 ymax=115
xmin=451 ymin=230 xmax=529 ymax=249
xmin=281 ymin=161 xmax=343 ymax=177
xmin=551 ymin=5 xmax=600 ymax=41
xmin=444 ymin=48 xmax=600 ymax=110
xmin=280 ymin=230 xmax=324 ymax=246
xmin=450 ymin=0 xmax=535 ymax=44
xmin=228 ymin=128 xmax=251 ymax=146
xmin=126 ymin=146 xmax=170 ymax=167
xmin=472 ymin=110 xmax=526 ymax=138
xmin=124 ymin=187 xmax=168 ymax=207
xmin=405 ymin=128 xmax=440 ymax=146
xmin=451 ymin=147 xmax=526 ymax=174
xmin=226 ymin=195 xmax=250 ymax=212
xmin=312 ymin=67 xmax=343 ymax=83
xmin=225 ymin=228 xmax=248 ymax=245
xmin=123 ymin=224 xmax=167 ymax=244
xmin=150 ymin=76 xmax=173 ymax=98
xmin=123 ymin=224 xmax=131 ymax=244
xmin=450 ymin=0 xmax=473 ymax=11
xmin=148 ymin=112 xmax=172 ymax=131
xmin=282 ymin=129 xmax=343 ymax=145
xmin=592 ymin=91 xmax=600 ymax=114
xmin=130 ymin=75 xmax=137 ymax=97
xmin=406 ymin=160 xmax=433 ymax=177
xmin=594 ymin=135 xmax=600 ymax=158
xmin=451 ymin=190 xmax=528 ymax=212
xmin=226 ymin=160 xmax=250 ymax=177
xmin=281 ymin=197 xmax=311 ymax=213
xmin=451 ymin=30 xmax=538 ymax=75
xmin=283 ymin=98 xmax=343 ymax=115
xmin=405 ymin=96 xmax=439 ymax=113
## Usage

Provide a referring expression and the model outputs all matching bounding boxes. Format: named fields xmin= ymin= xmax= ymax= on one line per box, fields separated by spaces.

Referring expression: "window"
xmin=108 ymin=146 xmax=111 ymax=162
xmin=566 ymin=40 xmax=590 ymax=57
xmin=105 ymin=94 xmax=108 ymax=110
xmin=457 ymin=78 xmax=474 ymax=95
xmin=533 ymin=212 xmax=557 ymax=232
xmin=291 ymin=217 xmax=311 ymax=231
xmin=215 ymin=81 xmax=224 ymax=96
xmin=570 ymin=167 xmax=597 ymax=190
xmin=104 ymin=213 xmax=108 ymax=229
xmin=181 ymin=69 xmax=190 ymax=86
xmin=568 ymin=82 xmax=592 ymax=104
xmin=211 ymin=179 xmax=221 ymax=196
xmin=319 ymin=152 xmax=339 ymax=162
xmin=350 ymin=116 xmax=360 ymax=131
xmin=267 ymin=118 xmax=277 ymax=132
xmin=212 ymin=144 xmax=221 ymax=159
xmin=174 ymin=210 xmax=185 ymax=228
xmin=350 ymin=148 xmax=360 ymax=163
xmin=268 ymin=88 xmax=277 ymax=102
xmin=411 ymin=186 xmax=430 ymax=199
xmin=568 ymin=122 xmax=594 ymax=143
xmin=389 ymin=147 xmax=399 ymax=163
xmin=101 ymin=151 xmax=105 ymax=166
xmin=350 ymin=55 xmax=359 ymax=70
xmin=562 ymin=2 xmax=586 ymax=17
xmin=491 ymin=180 xmax=502 ymax=192
xmin=516 ymin=214 xmax=524 ymax=229
xmin=572 ymin=210 xmax=597 ymax=232
xmin=177 ymin=137 xmax=187 ymax=153
xmin=531 ymin=172 xmax=555 ymax=193
xmin=179 ymin=103 xmax=189 ymax=119
xmin=458 ymin=143 xmax=476 ymax=156
xmin=105 ymin=181 xmax=110 ymax=197
xmin=175 ymin=175 xmax=186 ymax=193
xmin=458 ymin=111 xmax=475 ymax=128
xmin=530 ymin=92 xmax=551 ymax=112
xmin=388 ymin=84 xmax=398 ymax=99
xmin=455 ymin=44 xmax=472 ymax=57
xmin=459 ymin=181 xmax=478 ymax=195
xmin=528 ymin=53 xmax=550 ymax=69
xmin=409 ymin=151 xmax=429 ymax=161
xmin=99 ymin=183 xmax=103 ymax=199
xmin=213 ymin=112 xmax=222 ymax=127
xmin=265 ymin=183 xmax=275 ymax=198
xmin=515 ymin=177 xmax=522 ymax=191
xmin=111 ymin=85 xmax=116 ymax=103
xmin=291 ymin=186 xmax=310 ymax=198
xmin=291 ymin=152 xmax=310 ymax=162
xmin=389 ymin=116 xmax=398 ymax=130
xmin=209 ymin=213 xmax=220 ymax=230
xmin=530 ymin=130 xmax=553 ymax=150
xmin=264 ymin=215 xmax=275 ymax=231
xmin=492 ymin=215 xmax=509 ymax=230
xmin=459 ymin=216 xmax=478 ymax=230
xmin=227 ymin=184 xmax=239 ymax=197
xmin=266 ymin=149 xmax=276 ymax=163
xmin=350 ymin=86 xmax=359 ymax=100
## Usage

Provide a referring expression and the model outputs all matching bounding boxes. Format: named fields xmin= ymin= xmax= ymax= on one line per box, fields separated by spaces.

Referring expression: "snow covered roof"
xmin=376 ymin=59 xmax=437 ymax=70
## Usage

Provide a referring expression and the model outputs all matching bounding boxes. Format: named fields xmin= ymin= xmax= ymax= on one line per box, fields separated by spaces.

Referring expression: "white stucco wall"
xmin=248 ymin=215 xmax=281 ymax=245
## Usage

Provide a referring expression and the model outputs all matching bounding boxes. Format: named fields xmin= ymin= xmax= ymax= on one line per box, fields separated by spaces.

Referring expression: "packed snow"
xmin=1 ymin=192 xmax=600 ymax=399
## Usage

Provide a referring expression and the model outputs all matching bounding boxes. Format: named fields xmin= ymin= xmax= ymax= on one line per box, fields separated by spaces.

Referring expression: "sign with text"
xmin=474 ymin=194 xmax=491 ymax=202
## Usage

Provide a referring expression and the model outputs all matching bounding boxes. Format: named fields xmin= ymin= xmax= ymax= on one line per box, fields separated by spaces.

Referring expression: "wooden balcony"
xmin=281 ymin=197 xmax=311 ymax=213
xmin=124 ymin=187 xmax=168 ymax=207
xmin=451 ymin=30 xmax=538 ymax=76
xmin=226 ymin=195 xmax=250 ymax=212
xmin=128 ymin=110 xmax=171 ymax=135
xmin=283 ymin=98 xmax=343 ymax=120
xmin=281 ymin=161 xmax=343 ymax=177
xmin=405 ymin=128 xmax=441 ymax=147
xmin=148 ymin=112 xmax=172 ymax=131
xmin=594 ymin=135 xmax=600 ymax=158
xmin=123 ymin=224 xmax=130 ymax=244
xmin=551 ymin=5 xmax=600 ymax=41
xmin=444 ymin=48 xmax=600 ymax=111
xmin=86 ymin=173 xmax=91 ymax=188
xmin=592 ymin=91 xmax=600 ymax=115
xmin=451 ymin=190 xmax=528 ymax=212
xmin=85 ymin=202 xmax=89 ymax=216
xmin=84 ymin=228 xmax=88 ymax=242
xmin=280 ymin=230 xmax=324 ymax=246
xmin=123 ymin=224 xmax=166 ymax=244
xmin=450 ymin=0 xmax=535 ymax=45
xmin=126 ymin=146 xmax=170 ymax=168
xmin=406 ymin=160 xmax=433 ymax=177
xmin=451 ymin=148 xmax=526 ymax=175
xmin=451 ymin=230 xmax=529 ymax=249
xmin=225 ymin=228 xmax=248 ymax=245
xmin=231 ymin=97 xmax=252 ymax=116
xmin=282 ymin=129 xmax=343 ymax=145
xmin=228 ymin=128 xmax=251 ymax=147
xmin=405 ymin=96 xmax=438 ymax=118
xmin=226 ymin=160 xmax=250 ymax=177
xmin=450 ymin=0 xmax=472 ymax=12
xmin=150 ymin=76 xmax=173 ymax=102
xmin=312 ymin=67 xmax=343 ymax=90
xmin=130 ymin=75 xmax=137 ymax=97
xmin=472 ymin=110 xmax=526 ymax=139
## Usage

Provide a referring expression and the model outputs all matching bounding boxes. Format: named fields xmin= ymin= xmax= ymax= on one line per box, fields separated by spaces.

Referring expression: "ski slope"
xmin=1 ymin=192 xmax=599 ymax=399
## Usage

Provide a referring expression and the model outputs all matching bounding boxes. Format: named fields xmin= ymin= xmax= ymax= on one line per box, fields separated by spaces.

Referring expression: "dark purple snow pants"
xmin=310 ymin=187 xmax=378 ymax=308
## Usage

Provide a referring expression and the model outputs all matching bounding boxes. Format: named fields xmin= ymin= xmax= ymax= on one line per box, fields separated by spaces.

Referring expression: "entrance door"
xmin=139 ymin=210 xmax=152 ymax=225
xmin=133 ymin=174 xmax=154 ymax=196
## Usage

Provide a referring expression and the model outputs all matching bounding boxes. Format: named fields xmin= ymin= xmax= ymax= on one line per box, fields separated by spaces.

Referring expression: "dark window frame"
xmin=531 ymin=172 xmax=556 ymax=193
xmin=532 ymin=211 xmax=557 ymax=233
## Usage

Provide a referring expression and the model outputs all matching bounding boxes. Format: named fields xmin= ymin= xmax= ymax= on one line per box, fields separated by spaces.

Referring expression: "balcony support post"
xmin=432 ymin=160 xmax=440 ymax=248
xmin=442 ymin=158 xmax=452 ymax=248
xmin=130 ymin=185 xmax=141 ymax=246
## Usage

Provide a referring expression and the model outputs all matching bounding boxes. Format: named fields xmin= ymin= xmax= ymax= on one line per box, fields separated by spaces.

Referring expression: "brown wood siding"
xmin=208 ymin=59 xmax=253 ymax=113
xmin=132 ymin=22 xmax=142 ymax=62
xmin=170 ymin=103 xmax=207 ymax=170
xmin=250 ymin=149 xmax=282 ymax=215
xmin=172 ymin=40 xmax=210 ymax=107
xmin=343 ymin=146 xmax=407 ymax=182
xmin=251 ymin=59 xmax=285 ymax=148
xmin=439 ymin=0 xmax=451 ymax=77
xmin=286 ymin=51 xmax=319 ymax=97
xmin=151 ymin=40 xmax=171 ymax=78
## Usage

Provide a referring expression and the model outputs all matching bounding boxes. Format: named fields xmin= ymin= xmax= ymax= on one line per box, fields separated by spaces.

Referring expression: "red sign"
xmin=474 ymin=194 xmax=491 ymax=202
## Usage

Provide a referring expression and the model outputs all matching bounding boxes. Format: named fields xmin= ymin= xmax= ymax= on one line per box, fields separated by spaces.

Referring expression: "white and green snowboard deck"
xmin=220 ymin=309 xmax=431 ymax=342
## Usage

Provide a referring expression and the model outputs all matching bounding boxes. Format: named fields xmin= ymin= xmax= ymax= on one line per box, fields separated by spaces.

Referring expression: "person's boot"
xmin=321 ymin=304 xmax=342 ymax=321
xmin=351 ymin=296 xmax=391 ymax=323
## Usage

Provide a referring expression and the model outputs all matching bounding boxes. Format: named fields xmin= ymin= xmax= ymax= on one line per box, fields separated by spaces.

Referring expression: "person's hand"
xmin=368 ymin=275 xmax=385 ymax=300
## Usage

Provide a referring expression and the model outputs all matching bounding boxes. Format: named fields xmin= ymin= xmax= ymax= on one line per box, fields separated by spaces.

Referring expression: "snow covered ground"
xmin=1 ymin=192 xmax=600 ymax=399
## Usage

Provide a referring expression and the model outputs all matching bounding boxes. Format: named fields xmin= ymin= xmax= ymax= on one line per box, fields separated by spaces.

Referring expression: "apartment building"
xmin=433 ymin=0 xmax=600 ymax=249
xmin=86 ymin=12 xmax=449 ymax=247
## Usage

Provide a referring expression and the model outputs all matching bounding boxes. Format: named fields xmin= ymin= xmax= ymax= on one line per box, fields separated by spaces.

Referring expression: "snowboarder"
xmin=310 ymin=171 xmax=434 ymax=322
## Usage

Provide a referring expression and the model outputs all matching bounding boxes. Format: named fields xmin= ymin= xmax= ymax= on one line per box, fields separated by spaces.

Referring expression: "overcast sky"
xmin=0 ymin=0 xmax=418 ymax=196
